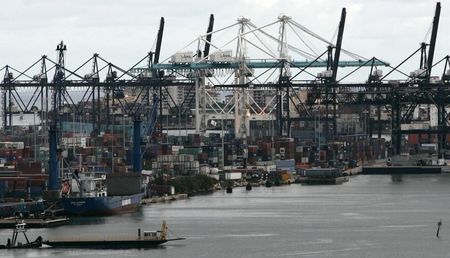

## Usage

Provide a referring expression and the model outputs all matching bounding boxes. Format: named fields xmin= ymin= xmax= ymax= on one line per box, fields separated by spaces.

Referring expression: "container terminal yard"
xmin=0 ymin=2 xmax=448 ymax=218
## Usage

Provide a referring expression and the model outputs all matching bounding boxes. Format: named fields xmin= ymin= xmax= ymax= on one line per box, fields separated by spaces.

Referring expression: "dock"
xmin=362 ymin=166 xmax=442 ymax=174
xmin=343 ymin=166 xmax=362 ymax=176
xmin=0 ymin=217 xmax=69 ymax=228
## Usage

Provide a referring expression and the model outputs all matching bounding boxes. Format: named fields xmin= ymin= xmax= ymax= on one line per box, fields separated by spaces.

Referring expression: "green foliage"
xmin=168 ymin=174 xmax=218 ymax=194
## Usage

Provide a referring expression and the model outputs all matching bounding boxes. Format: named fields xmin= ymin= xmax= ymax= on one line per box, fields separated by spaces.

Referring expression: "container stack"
xmin=247 ymin=145 xmax=258 ymax=165
xmin=294 ymin=145 xmax=311 ymax=165
xmin=208 ymin=133 xmax=221 ymax=145
xmin=186 ymin=134 xmax=201 ymax=147
xmin=152 ymin=154 xmax=199 ymax=176
xmin=257 ymin=141 xmax=272 ymax=161
xmin=274 ymin=138 xmax=295 ymax=160
xmin=202 ymin=146 xmax=219 ymax=166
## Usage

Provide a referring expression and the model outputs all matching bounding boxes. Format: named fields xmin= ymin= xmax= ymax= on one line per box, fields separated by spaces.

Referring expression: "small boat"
xmin=0 ymin=222 xmax=43 ymax=249
xmin=245 ymin=183 xmax=252 ymax=191
xmin=43 ymin=221 xmax=184 ymax=249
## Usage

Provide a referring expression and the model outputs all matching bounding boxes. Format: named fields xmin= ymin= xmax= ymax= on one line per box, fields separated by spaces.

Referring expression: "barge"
xmin=0 ymin=221 xmax=183 ymax=249
xmin=298 ymin=167 xmax=349 ymax=185
xmin=43 ymin=221 xmax=184 ymax=248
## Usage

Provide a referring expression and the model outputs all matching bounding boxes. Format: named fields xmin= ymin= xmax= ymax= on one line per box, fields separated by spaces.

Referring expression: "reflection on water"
xmin=391 ymin=174 xmax=403 ymax=183
xmin=68 ymin=217 xmax=107 ymax=226
xmin=67 ymin=208 xmax=145 ymax=226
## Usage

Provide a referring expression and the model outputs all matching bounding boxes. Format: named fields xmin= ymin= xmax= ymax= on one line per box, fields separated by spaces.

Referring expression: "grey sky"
xmin=1 ymin=0 xmax=449 ymax=79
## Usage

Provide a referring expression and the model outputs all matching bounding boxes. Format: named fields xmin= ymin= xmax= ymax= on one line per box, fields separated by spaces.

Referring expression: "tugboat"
xmin=0 ymin=222 xmax=43 ymax=249
xmin=43 ymin=221 xmax=184 ymax=249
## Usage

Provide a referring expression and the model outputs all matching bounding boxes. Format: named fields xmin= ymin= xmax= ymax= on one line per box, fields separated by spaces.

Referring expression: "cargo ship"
xmin=59 ymin=172 xmax=144 ymax=216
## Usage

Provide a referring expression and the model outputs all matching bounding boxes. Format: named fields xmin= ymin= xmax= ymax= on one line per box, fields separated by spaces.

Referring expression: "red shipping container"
xmin=408 ymin=134 xmax=419 ymax=145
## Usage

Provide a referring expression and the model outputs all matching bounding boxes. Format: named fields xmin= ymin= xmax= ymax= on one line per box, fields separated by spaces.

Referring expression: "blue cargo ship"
xmin=59 ymin=172 xmax=144 ymax=216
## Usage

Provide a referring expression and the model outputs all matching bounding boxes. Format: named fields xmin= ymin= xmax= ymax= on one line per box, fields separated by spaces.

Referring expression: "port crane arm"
xmin=144 ymin=94 xmax=159 ymax=139
xmin=141 ymin=94 xmax=159 ymax=158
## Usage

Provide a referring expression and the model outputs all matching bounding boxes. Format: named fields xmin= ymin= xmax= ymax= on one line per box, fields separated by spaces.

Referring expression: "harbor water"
xmin=2 ymin=174 xmax=450 ymax=257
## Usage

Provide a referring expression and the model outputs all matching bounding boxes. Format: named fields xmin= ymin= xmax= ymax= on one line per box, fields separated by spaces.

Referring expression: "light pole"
xmin=111 ymin=114 xmax=114 ymax=174
xmin=314 ymin=108 xmax=320 ymax=163
xmin=172 ymin=114 xmax=177 ymax=144
xmin=166 ymin=113 xmax=169 ymax=144
xmin=271 ymin=113 xmax=275 ymax=161
xmin=221 ymin=115 xmax=225 ymax=169
xmin=72 ymin=110 xmax=76 ymax=161
xmin=123 ymin=114 xmax=127 ymax=149
xmin=178 ymin=107 xmax=181 ymax=144
xmin=362 ymin=109 xmax=369 ymax=163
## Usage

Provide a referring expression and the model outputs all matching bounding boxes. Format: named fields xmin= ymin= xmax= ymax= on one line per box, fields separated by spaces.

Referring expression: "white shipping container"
xmin=400 ymin=123 xmax=429 ymax=130
xmin=224 ymin=172 xmax=242 ymax=180
xmin=317 ymin=70 xmax=333 ymax=78
xmin=421 ymin=143 xmax=437 ymax=151
xmin=410 ymin=69 xmax=427 ymax=78
xmin=80 ymin=138 xmax=86 ymax=148
xmin=199 ymin=166 xmax=210 ymax=174
xmin=171 ymin=52 xmax=193 ymax=63
xmin=209 ymin=50 xmax=234 ymax=62
xmin=430 ymin=76 xmax=441 ymax=84
xmin=430 ymin=106 xmax=438 ymax=127
xmin=208 ymin=174 xmax=220 ymax=180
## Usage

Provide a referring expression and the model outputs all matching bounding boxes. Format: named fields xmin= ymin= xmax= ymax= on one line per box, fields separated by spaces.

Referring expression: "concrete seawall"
xmin=362 ymin=166 xmax=442 ymax=174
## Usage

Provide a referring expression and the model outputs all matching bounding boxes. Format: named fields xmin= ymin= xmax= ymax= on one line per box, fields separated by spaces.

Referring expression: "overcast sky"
xmin=1 ymin=0 xmax=449 ymax=80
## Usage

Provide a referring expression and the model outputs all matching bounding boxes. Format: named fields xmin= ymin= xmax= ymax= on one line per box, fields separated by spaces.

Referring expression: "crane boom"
xmin=145 ymin=94 xmax=159 ymax=138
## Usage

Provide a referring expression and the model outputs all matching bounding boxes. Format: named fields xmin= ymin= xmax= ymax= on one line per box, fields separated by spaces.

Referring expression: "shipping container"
xmin=224 ymin=172 xmax=242 ymax=180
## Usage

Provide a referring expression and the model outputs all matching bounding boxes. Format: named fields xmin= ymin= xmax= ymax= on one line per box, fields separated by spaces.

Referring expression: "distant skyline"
xmin=1 ymin=0 xmax=449 ymax=80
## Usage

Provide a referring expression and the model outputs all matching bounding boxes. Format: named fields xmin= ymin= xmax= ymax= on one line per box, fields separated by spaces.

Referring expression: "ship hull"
xmin=59 ymin=193 xmax=144 ymax=216
xmin=43 ymin=239 xmax=167 ymax=249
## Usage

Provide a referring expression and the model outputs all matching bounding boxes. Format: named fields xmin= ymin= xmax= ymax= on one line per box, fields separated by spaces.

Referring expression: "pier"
xmin=0 ymin=217 xmax=69 ymax=228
